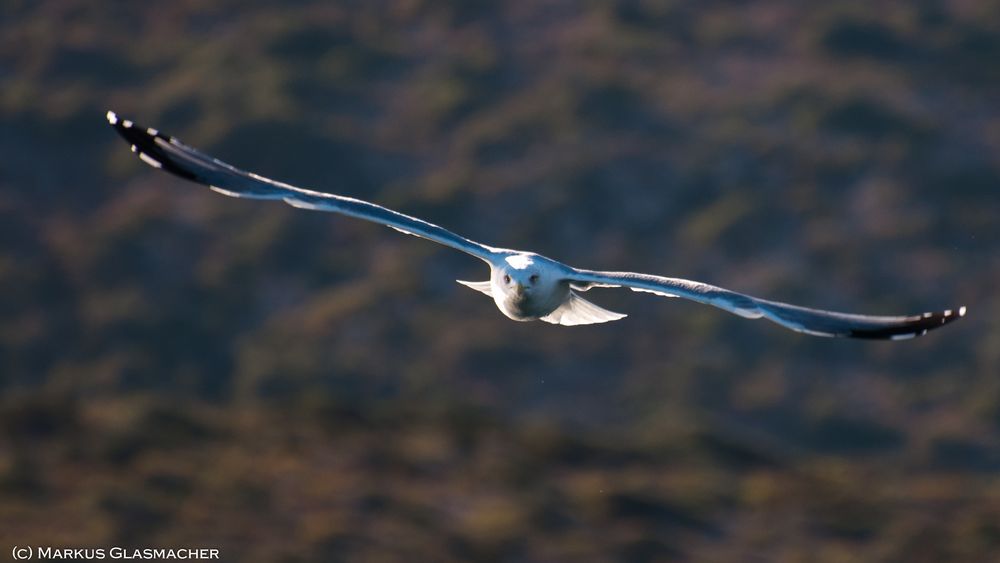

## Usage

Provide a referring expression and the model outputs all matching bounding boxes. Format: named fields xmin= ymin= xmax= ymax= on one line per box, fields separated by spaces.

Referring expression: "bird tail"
xmin=456 ymin=280 xmax=492 ymax=296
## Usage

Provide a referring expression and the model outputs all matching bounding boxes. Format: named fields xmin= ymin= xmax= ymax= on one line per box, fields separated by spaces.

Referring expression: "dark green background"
xmin=1 ymin=1 xmax=997 ymax=561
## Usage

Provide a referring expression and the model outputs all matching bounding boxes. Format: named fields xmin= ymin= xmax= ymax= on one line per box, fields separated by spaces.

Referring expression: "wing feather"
xmin=567 ymin=269 xmax=965 ymax=339
xmin=107 ymin=111 xmax=498 ymax=263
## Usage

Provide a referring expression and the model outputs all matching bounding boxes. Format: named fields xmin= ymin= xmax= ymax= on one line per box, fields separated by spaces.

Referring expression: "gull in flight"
xmin=107 ymin=111 xmax=966 ymax=339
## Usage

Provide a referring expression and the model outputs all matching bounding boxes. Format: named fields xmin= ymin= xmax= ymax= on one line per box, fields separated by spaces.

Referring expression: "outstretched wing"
xmin=107 ymin=111 xmax=499 ymax=264
xmin=567 ymin=269 xmax=966 ymax=339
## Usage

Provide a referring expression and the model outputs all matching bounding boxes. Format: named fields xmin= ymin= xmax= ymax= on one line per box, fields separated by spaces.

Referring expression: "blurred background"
xmin=1 ymin=1 xmax=998 ymax=561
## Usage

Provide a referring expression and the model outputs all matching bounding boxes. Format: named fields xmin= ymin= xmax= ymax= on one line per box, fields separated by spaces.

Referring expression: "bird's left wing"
xmin=107 ymin=111 xmax=500 ymax=264
xmin=566 ymin=269 xmax=966 ymax=339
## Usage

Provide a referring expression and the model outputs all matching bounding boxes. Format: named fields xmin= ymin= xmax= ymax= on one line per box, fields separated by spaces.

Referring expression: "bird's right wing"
xmin=566 ymin=269 xmax=966 ymax=339
xmin=107 ymin=111 xmax=500 ymax=264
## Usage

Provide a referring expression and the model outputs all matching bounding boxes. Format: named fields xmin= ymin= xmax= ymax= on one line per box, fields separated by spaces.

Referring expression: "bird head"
xmin=498 ymin=254 xmax=544 ymax=298
xmin=500 ymin=269 xmax=542 ymax=296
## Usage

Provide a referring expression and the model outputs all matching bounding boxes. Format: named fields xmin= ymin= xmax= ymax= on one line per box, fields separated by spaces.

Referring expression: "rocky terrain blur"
xmin=1 ymin=1 xmax=998 ymax=561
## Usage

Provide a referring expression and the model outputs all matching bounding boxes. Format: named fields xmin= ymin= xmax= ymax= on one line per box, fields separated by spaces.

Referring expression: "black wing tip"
xmin=106 ymin=110 xmax=202 ymax=182
xmin=106 ymin=110 xmax=160 ymax=144
xmin=849 ymin=305 xmax=967 ymax=340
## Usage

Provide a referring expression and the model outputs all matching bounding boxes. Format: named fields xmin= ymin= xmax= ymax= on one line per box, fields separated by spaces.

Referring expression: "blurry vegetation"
xmin=1 ymin=0 xmax=998 ymax=561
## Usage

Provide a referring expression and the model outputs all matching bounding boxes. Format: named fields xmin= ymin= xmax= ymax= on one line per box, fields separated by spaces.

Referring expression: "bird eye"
xmin=503 ymin=274 xmax=511 ymax=284
xmin=530 ymin=274 xmax=539 ymax=284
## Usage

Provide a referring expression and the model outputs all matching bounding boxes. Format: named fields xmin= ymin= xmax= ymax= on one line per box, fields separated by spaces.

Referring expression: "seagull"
xmin=106 ymin=111 xmax=966 ymax=339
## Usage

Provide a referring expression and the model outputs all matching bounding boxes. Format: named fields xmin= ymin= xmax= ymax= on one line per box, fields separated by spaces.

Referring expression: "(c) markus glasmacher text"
xmin=11 ymin=546 xmax=221 ymax=560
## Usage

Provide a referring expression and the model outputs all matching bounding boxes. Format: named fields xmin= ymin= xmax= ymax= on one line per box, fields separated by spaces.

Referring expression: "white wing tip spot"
xmin=147 ymin=127 xmax=159 ymax=136
xmin=122 ymin=119 xmax=133 ymax=129
xmin=138 ymin=152 xmax=162 ymax=169
xmin=106 ymin=110 xmax=118 ymax=124
xmin=959 ymin=305 xmax=967 ymax=317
